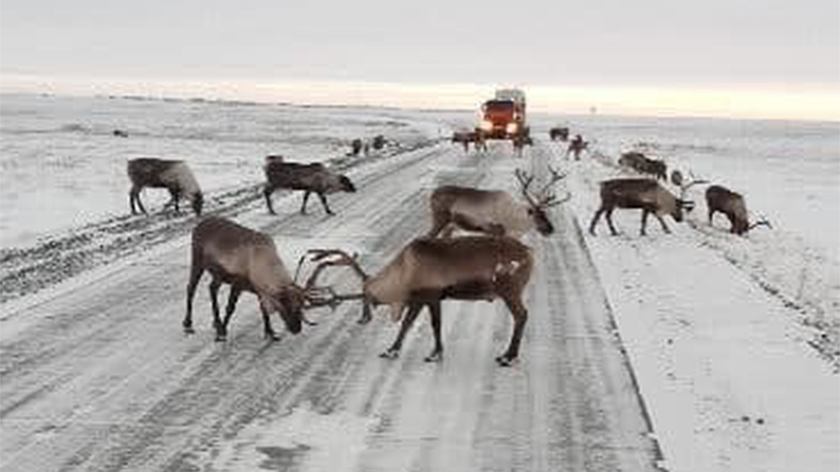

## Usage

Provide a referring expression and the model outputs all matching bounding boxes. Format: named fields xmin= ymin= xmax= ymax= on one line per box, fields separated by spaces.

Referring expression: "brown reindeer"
xmin=263 ymin=157 xmax=357 ymax=215
xmin=427 ymin=167 xmax=569 ymax=238
xmin=705 ymin=185 xmax=771 ymax=235
xmin=184 ymin=217 xmax=319 ymax=342
xmin=619 ymin=151 xmax=667 ymax=180
xmin=303 ymin=236 xmax=535 ymax=366
xmin=549 ymin=127 xmax=569 ymax=141
xmin=127 ymin=158 xmax=203 ymax=216
xmin=589 ymin=178 xmax=695 ymax=236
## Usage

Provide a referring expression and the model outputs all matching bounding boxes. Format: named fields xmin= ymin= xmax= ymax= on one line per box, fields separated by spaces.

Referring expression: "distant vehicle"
xmin=477 ymin=88 xmax=529 ymax=140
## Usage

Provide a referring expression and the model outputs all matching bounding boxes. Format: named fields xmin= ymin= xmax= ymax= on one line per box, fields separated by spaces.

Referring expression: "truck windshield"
xmin=484 ymin=100 xmax=514 ymax=111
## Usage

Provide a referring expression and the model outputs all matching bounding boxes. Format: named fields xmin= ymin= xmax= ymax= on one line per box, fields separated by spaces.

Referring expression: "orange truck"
xmin=477 ymin=88 xmax=529 ymax=140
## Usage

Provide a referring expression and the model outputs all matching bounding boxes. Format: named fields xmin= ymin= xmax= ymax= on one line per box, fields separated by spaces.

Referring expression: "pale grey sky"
xmin=2 ymin=0 xmax=838 ymax=86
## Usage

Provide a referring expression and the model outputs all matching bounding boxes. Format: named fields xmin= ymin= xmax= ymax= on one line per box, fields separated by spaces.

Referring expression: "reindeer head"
xmin=261 ymin=286 xmax=307 ymax=334
xmin=514 ymin=167 xmax=571 ymax=236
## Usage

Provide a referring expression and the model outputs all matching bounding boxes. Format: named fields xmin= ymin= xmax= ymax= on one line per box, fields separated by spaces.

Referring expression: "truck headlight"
xmin=506 ymin=122 xmax=518 ymax=134
xmin=479 ymin=120 xmax=493 ymax=132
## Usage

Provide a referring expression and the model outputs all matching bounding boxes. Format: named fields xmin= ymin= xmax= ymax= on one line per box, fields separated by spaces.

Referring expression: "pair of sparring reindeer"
xmin=184 ymin=167 xmax=569 ymax=366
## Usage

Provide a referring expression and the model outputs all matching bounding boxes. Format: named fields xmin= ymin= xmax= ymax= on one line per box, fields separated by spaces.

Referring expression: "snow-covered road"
xmin=0 ymin=141 xmax=661 ymax=471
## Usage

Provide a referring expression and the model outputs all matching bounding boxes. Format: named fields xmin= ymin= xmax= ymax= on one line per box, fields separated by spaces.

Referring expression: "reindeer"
xmin=619 ymin=151 xmax=667 ymax=180
xmin=549 ymin=127 xmax=569 ymax=142
xmin=183 ymin=217 xmax=324 ymax=341
xmin=427 ymin=167 xmax=570 ymax=238
xmin=451 ymin=131 xmax=474 ymax=153
xmin=512 ymin=134 xmax=533 ymax=157
xmin=705 ymin=185 xmax=771 ymax=235
xmin=302 ymin=235 xmax=535 ymax=366
xmin=263 ymin=157 xmax=357 ymax=215
xmin=566 ymin=135 xmax=588 ymax=160
xmin=589 ymin=178 xmax=695 ymax=236
xmin=127 ymin=157 xmax=203 ymax=216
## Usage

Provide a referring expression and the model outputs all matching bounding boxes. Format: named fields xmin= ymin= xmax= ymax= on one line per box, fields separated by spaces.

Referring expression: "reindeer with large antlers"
xmin=427 ymin=167 xmax=570 ymax=238
xmin=300 ymin=235 xmax=535 ymax=366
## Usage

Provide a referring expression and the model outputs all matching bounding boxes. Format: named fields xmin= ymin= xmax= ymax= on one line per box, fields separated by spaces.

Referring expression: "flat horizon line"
xmin=1 ymin=75 xmax=838 ymax=123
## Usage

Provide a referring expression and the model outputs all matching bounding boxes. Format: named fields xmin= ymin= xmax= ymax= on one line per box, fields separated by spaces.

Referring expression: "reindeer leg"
xmin=129 ymin=186 xmax=141 ymax=215
xmin=640 ymin=209 xmax=649 ymax=236
xmin=264 ymin=186 xmax=277 ymax=215
xmin=708 ymin=208 xmax=714 ymax=225
xmin=498 ymin=296 xmax=528 ymax=366
xmin=605 ymin=208 xmax=619 ymax=235
xmin=135 ymin=189 xmax=147 ymax=214
xmin=260 ymin=302 xmax=280 ymax=341
xmin=208 ymin=278 xmax=225 ymax=342
xmin=655 ymin=214 xmax=671 ymax=234
xmin=588 ymin=207 xmax=605 ymax=235
xmin=220 ymin=285 xmax=242 ymax=339
xmin=317 ymin=192 xmax=334 ymax=215
xmin=300 ymin=191 xmax=311 ymax=214
xmin=380 ymin=303 xmax=423 ymax=359
xmin=183 ymin=262 xmax=203 ymax=334
xmin=424 ymin=301 xmax=444 ymax=362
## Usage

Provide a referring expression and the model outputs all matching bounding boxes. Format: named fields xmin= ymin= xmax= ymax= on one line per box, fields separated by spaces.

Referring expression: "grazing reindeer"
xmin=127 ymin=157 xmax=203 ymax=216
xmin=549 ymin=127 xmax=569 ymax=141
xmin=427 ymin=167 xmax=570 ymax=238
xmin=589 ymin=178 xmax=695 ymax=236
xmin=184 ymin=217 xmax=320 ymax=341
xmin=304 ymin=236 xmax=535 ymax=366
xmin=705 ymin=185 xmax=771 ymax=235
xmin=263 ymin=157 xmax=357 ymax=215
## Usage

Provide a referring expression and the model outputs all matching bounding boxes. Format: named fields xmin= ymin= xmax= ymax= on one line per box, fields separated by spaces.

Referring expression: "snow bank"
xmin=551 ymin=136 xmax=839 ymax=472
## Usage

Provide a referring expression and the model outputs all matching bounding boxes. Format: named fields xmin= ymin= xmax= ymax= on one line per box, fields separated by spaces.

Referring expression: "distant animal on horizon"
xmin=113 ymin=129 xmax=129 ymax=138
xmin=349 ymin=139 xmax=363 ymax=157
xmin=427 ymin=167 xmax=569 ymax=238
xmin=184 ymin=217 xmax=315 ymax=342
xmin=589 ymin=178 xmax=695 ymax=236
xmin=127 ymin=157 xmax=203 ymax=216
xmin=619 ymin=151 xmax=667 ymax=180
xmin=549 ymin=127 xmax=569 ymax=141
xmin=372 ymin=135 xmax=387 ymax=150
xmin=302 ymin=235 xmax=535 ymax=366
xmin=263 ymin=156 xmax=357 ymax=215
xmin=705 ymin=185 xmax=771 ymax=235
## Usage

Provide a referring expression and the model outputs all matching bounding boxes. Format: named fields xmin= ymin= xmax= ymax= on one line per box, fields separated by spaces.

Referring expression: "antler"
xmin=678 ymin=170 xmax=709 ymax=199
xmin=514 ymin=168 xmax=538 ymax=207
xmin=295 ymin=249 xmax=370 ymax=317
xmin=305 ymin=249 xmax=369 ymax=289
xmin=749 ymin=214 xmax=773 ymax=230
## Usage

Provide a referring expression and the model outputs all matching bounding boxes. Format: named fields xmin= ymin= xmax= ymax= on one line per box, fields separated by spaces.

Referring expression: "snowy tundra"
xmin=0 ymin=94 xmax=837 ymax=472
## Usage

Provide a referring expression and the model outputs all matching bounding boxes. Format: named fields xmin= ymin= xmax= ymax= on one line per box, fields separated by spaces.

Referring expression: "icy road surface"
xmin=0 ymin=141 xmax=660 ymax=471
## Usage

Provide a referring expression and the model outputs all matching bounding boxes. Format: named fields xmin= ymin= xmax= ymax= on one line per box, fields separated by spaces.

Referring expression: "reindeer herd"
xmin=124 ymin=128 xmax=770 ymax=367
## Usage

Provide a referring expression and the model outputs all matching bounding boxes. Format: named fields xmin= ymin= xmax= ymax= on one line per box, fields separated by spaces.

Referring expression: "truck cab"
xmin=478 ymin=89 xmax=529 ymax=140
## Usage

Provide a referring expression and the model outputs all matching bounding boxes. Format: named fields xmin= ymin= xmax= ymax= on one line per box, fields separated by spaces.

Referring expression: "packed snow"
xmin=1 ymin=93 xmax=837 ymax=472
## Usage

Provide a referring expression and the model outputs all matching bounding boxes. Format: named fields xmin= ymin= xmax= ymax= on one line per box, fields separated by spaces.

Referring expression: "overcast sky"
xmin=1 ymin=0 xmax=838 ymax=118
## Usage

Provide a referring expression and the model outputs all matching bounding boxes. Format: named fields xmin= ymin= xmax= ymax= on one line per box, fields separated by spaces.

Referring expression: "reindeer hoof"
xmin=495 ymin=355 xmax=517 ymax=367
xmin=183 ymin=326 xmax=195 ymax=335
xmin=358 ymin=313 xmax=372 ymax=325
xmin=214 ymin=334 xmax=227 ymax=342
xmin=265 ymin=333 xmax=280 ymax=341
xmin=424 ymin=351 xmax=443 ymax=363
xmin=379 ymin=349 xmax=399 ymax=359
